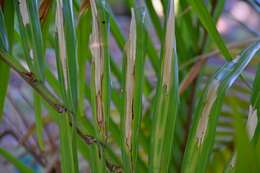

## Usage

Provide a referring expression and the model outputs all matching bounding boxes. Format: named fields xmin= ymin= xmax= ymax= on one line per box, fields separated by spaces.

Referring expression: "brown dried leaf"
xmin=179 ymin=58 xmax=206 ymax=95
xmin=39 ymin=0 xmax=52 ymax=24
xmin=79 ymin=0 xmax=90 ymax=17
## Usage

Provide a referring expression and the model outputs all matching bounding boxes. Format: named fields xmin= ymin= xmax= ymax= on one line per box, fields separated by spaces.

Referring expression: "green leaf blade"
xmin=188 ymin=0 xmax=232 ymax=60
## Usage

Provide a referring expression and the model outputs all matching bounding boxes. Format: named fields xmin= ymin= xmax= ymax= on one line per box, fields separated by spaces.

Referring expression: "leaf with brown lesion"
xmin=96 ymin=92 xmax=105 ymax=133
xmin=89 ymin=0 xmax=106 ymax=137
xmin=196 ymin=79 xmax=219 ymax=146
xmin=162 ymin=0 xmax=176 ymax=92
xmin=124 ymin=8 xmax=136 ymax=150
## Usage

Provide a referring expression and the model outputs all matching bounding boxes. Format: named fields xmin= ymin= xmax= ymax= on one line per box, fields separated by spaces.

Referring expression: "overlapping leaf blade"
xmin=181 ymin=41 xmax=260 ymax=173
